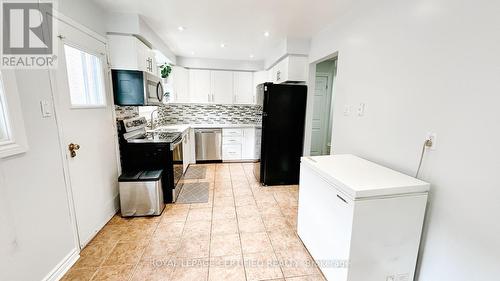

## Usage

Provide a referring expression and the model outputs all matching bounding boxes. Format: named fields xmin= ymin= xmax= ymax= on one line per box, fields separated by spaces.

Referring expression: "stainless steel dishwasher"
xmin=195 ymin=128 xmax=222 ymax=161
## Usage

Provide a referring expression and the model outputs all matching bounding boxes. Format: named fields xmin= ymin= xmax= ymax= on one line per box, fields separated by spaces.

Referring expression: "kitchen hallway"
xmin=61 ymin=163 xmax=324 ymax=281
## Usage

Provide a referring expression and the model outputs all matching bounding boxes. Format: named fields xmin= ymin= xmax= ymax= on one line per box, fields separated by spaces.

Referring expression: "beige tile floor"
xmin=62 ymin=163 xmax=325 ymax=281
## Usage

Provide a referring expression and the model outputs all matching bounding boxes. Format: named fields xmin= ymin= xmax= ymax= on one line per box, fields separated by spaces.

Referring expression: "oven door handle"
xmin=171 ymin=137 xmax=183 ymax=150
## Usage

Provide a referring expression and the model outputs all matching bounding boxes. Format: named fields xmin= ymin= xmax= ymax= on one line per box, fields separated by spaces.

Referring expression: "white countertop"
xmin=301 ymin=154 xmax=430 ymax=199
xmin=151 ymin=123 xmax=262 ymax=135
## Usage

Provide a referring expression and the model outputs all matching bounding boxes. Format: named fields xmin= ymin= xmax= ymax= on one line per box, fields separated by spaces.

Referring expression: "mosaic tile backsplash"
xmin=157 ymin=104 xmax=262 ymax=125
xmin=115 ymin=106 xmax=139 ymax=120
xmin=115 ymin=104 xmax=263 ymax=125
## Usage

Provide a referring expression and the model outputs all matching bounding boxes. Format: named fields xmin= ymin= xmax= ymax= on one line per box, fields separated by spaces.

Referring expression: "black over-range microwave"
xmin=112 ymin=70 xmax=164 ymax=106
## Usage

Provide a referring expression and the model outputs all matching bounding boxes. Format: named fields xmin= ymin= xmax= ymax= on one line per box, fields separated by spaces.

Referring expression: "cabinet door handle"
xmin=337 ymin=194 xmax=348 ymax=204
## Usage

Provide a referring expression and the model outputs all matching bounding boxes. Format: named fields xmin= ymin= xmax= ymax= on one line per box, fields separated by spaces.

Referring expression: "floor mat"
xmin=183 ymin=166 xmax=207 ymax=179
xmin=176 ymin=182 xmax=209 ymax=204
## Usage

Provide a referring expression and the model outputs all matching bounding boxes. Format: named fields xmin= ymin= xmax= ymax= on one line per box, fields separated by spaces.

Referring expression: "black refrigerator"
xmin=255 ymin=83 xmax=308 ymax=186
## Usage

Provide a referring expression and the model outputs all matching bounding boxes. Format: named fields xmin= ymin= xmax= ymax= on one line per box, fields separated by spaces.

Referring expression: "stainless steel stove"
xmin=117 ymin=117 xmax=185 ymax=203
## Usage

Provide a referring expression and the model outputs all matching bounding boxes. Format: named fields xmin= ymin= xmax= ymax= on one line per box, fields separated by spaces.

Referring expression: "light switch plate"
xmin=343 ymin=105 xmax=351 ymax=116
xmin=40 ymin=100 xmax=53 ymax=118
xmin=357 ymin=103 xmax=365 ymax=116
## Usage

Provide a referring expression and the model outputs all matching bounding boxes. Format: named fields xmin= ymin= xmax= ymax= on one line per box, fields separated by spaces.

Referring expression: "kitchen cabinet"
xmin=222 ymin=128 xmax=259 ymax=161
xmin=107 ymin=34 xmax=158 ymax=76
xmin=211 ymin=70 xmax=234 ymax=104
xmin=242 ymin=128 xmax=256 ymax=160
xmin=171 ymin=66 xmax=190 ymax=103
xmin=298 ymin=155 xmax=430 ymax=281
xmin=271 ymin=55 xmax=308 ymax=83
xmin=182 ymin=132 xmax=191 ymax=173
xmin=173 ymin=69 xmax=256 ymax=104
xmin=189 ymin=69 xmax=211 ymax=103
xmin=233 ymin=72 xmax=254 ymax=104
xmin=189 ymin=129 xmax=197 ymax=164
xmin=253 ymin=70 xmax=269 ymax=99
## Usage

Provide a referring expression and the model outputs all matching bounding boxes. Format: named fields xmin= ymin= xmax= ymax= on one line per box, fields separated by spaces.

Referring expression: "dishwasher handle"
xmin=195 ymin=128 xmax=222 ymax=134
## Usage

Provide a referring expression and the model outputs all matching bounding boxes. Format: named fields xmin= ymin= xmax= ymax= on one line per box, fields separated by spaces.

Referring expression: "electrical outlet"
xmin=426 ymin=132 xmax=437 ymax=150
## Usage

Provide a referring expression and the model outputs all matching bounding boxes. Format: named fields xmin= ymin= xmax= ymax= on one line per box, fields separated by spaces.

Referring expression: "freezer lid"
xmin=301 ymin=154 xmax=430 ymax=199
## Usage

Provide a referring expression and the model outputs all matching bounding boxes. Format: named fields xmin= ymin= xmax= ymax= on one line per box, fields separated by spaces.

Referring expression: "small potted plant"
xmin=160 ymin=63 xmax=172 ymax=79
xmin=160 ymin=63 xmax=173 ymax=103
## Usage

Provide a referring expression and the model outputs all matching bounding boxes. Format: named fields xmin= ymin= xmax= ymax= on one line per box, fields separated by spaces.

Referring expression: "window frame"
xmin=0 ymin=70 xmax=28 ymax=159
xmin=63 ymin=42 xmax=107 ymax=110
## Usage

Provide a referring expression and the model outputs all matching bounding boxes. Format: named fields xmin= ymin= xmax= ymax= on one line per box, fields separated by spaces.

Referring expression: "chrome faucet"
xmin=150 ymin=109 xmax=158 ymax=130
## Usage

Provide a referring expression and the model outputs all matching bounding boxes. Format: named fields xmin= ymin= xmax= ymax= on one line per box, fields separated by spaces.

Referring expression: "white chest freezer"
xmin=297 ymin=154 xmax=430 ymax=281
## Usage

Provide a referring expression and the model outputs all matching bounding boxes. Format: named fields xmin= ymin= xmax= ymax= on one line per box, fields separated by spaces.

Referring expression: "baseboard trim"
xmin=42 ymin=248 xmax=80 ymax=281
xmin=80 ymin=195 xmax=120 ymax=248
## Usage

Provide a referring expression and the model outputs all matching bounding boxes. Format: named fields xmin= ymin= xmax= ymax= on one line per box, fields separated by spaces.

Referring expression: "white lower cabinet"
xmin=222 ymin=144 xmax=242 ymax=160
xmin=222 ymin=128 xmax=260 ymax=161
xmin=182 ymin=132 xmax=191 ymax=173
xmin=242 ymin=128 xmax=256 ymax=160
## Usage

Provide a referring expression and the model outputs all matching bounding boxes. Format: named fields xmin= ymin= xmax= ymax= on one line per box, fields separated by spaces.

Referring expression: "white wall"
xmin=176 ymin=56 xmax=264 ymax=71
xmin=264 ymin=37 xmax=311 ymax=70
xmin=58 ymin=0 xmax=107 ymax=35
xmin=308 ymin=0 xmax=500 ymax=280
xmin=0 ymin=1 xmax=108 ymax=280
xmin=0 ymin=70 xmax=77 ymax=281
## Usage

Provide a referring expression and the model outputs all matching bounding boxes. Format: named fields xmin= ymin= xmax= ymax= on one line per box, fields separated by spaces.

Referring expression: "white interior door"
xmin=310 ymin=75 xmax=329 ymax=156
xmin=52 ymin=21 xmax=119 ymax=248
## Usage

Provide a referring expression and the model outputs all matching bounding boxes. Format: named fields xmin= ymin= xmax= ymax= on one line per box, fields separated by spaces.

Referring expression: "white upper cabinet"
xmin=179 ymin=69 xmax=256 ymax=104
xmin=107 ymin=34 xmax=158 ymax=76
xmin=189 ymin=69 xmax=211 ymax=103
xmin=253 ymin=70 xmax=269 ymax=98
xmin=233 ymin=72 xmax=254 ymax=104
xmin=171 ymin=66 xmax=190 ymax=103
xmin=271 ymin=55 xmax=308 ymax=83
xmin=211 ymin=70 xmax=234 ymax=104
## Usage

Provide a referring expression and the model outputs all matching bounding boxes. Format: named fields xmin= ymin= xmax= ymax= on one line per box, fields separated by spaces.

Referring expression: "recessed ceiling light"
xmin=249 ymin=54 xmax=254 ymax=58
xmin=220 ymin=43 xmax=226 ymax=48
xmin=177 ymin=26 xmax=185 ymax=31
xmin=191 ymin=51 xmax=195 ymax=55
xmin=264 ymin=31 xmax=270 ymax=37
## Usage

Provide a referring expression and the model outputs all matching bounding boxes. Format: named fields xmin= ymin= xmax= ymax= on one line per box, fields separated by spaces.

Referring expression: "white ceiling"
xmin=95 ymin=0 xmax=348 ymax=61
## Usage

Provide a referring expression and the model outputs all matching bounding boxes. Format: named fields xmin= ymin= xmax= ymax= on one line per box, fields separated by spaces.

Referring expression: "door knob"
xmin=68 ymin=143 xmax=80 ymax=158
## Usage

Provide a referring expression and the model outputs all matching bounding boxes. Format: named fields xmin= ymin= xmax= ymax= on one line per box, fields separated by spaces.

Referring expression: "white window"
xmin=0 ymin=71 xmax=28 ymax=158
xmin=0 ymin=76 xmax=10 ymax=143
xmin=64 ymin=44 xmax=106 ymax=107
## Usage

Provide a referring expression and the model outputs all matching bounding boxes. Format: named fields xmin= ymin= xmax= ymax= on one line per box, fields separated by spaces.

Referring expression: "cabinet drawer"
xmin=222 ymin=128 xmax=243 ymax=137
xmin=222 ymin=144 xmax=242 ymax=160
xmin=223 ymin=136 xmax=242 ymax=145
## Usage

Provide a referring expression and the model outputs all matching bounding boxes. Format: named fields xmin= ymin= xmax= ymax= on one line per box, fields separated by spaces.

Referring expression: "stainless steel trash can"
xmin=118 ymin=170 xmax=165 ymax=217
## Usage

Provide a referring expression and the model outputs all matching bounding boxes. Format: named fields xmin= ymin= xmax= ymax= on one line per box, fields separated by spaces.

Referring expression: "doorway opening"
xmin=309 ymin=57 xmax=337 ymax=156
